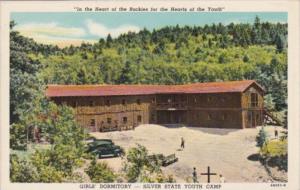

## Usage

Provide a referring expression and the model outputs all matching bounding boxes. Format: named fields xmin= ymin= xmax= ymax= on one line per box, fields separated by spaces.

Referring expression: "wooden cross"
xmin=201 ymin=166 xmax=217 ymax=183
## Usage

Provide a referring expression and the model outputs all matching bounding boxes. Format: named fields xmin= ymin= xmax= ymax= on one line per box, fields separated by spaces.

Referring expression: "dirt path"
xmin=90 ymin=125 xmax=286 ymax=183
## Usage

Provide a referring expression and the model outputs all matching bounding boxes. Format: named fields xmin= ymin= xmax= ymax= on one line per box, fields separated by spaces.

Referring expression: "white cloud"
xmin=13 ymin=22 xmax=91 ymax=47
xmin=14 ymin=22 xmax=86 ymax=39
xmin=86 ymin=19 xmax=140 ymax=38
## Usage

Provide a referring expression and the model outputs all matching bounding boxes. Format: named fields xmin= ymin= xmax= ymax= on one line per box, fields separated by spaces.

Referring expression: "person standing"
xmin=274 ymin=127 xmax=278 ymax=139
xmin=192 ymin=167 xmax=198 ymax=183
xmin=181 ymin=137 xmax=185 ymax=149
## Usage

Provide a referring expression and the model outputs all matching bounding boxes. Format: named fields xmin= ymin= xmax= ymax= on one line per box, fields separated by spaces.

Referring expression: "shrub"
xmin=261 ymin=139 xmax=287 ymax=157
xmin=30 ymin=150 xmax=65 ymax=182
xmin=123 ymin=144 xmax=162 ymax=182
xmin=85 ymin=158 xmax=116 ymax=182
xmin=10 ymin=154 xmax=39 ymax=182
xmin=261 ymin=139 xmax=287 ymax=171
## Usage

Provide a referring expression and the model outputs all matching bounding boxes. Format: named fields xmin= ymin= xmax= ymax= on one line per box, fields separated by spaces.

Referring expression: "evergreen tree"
xmin=256 ymin=127 xmax=267 ymax=148
xmin=275 ymin=34 xmax=285 ymax=53
xmin=106 ymin=34 xmax=113 ymax=48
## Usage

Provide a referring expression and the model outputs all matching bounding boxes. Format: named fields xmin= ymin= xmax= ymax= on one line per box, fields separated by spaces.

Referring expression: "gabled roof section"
xmin=45 ymin=80 xmax=264 ymax=97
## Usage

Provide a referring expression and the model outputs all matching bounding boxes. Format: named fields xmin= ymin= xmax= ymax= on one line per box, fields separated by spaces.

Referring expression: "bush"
xmin=30 ymin=150 xmax=65 ymax=182
xmin=123 ymin=144 xmax=162 ymax=182
xmin=10 ymin=154 xmax=39 ymax=182
xmin=261 ymin=139 xmax=287 ymax=171
xmin=35 ymin=165 xmax=65 ymax=182
xmin=85 ymin=158 xmax=116 ymax=182
xmin=261 ymin=139 xmax=287 ymax=157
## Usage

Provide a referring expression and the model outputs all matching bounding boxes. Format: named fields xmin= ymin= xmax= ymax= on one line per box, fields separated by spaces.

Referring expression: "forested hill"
xmin=10 ymin=17 xmax=287 ymax=124
xmin=38 ymin=17 xmax=287 ymax=86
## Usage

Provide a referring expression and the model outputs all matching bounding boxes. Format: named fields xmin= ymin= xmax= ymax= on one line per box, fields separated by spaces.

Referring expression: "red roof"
xmin=45 ymin=80 xmax=264 ymax=97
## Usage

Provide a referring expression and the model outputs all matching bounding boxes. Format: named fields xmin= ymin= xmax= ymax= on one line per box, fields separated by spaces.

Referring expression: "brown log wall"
xmin=50 ymin=84 xmax=264 ymax=131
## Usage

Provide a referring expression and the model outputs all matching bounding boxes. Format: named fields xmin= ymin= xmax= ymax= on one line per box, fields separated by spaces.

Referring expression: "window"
xmin=137 ymin=115 xmax=142 ymax=122
xmin=207 ymin=96 xmax=212 ymax=102
xmin=89 ymin=101 xmax=95 ymax=106
xmin=168 ymin=98 xmax=172 ymax=103
xmin=123 ymin=117 xmax=127 ymax=123
xmin=105 ymin=99 xmax=111 ymax=107
xmin=221 ymin=97 xmax=225 ymax=102
xmin=107 ymin=118 xmax=112 ymax=124
xmin=152 ymin=98 xmax=156 ymax=103
xmin=194 ymin=96 xmax=197 ymax=103
xmin=90 ymin=119 xmax=95 ymax=126
xmin=221 ymin=114 xmax=227 ymax=120
xmin=137 ymin=99 xmax=141 ymax=105
xmin=72 ymin=101 xmax=77 ymax=107
xmin=207 ymin=114 xmax=212 ymax=120
xmin=251 ymin=93 xmax=258 ymax=107
xmin=122 ymin=99 xmax=126 ymax=105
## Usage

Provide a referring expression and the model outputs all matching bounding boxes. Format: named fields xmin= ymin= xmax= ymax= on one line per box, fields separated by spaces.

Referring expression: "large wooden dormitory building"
xmin=46 ymin=80 xmax=265 ymax=132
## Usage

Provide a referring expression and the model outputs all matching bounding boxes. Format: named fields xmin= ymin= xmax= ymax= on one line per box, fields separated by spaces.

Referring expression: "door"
xmin=247 ymin=111 xmax=256 ymax=128
xmin=247 ymin=111 xmax=252 ymax=128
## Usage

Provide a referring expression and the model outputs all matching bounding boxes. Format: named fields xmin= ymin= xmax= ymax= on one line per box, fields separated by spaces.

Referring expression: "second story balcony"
xmin=155 ymin=102 xmax=188 ymax=110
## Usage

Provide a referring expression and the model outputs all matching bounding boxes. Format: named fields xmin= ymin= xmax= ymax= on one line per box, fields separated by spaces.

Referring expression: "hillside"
xmin=10 ymin=17 xmax=287 ymax=125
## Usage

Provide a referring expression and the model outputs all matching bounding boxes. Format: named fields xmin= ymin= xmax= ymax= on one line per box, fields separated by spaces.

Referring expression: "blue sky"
xmin=11 ymin=12 xmax=287 ymax=47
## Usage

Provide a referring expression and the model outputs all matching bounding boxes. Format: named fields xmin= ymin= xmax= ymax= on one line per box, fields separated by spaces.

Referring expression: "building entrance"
xmin=157 ymin=110 xmax=187 ymax=124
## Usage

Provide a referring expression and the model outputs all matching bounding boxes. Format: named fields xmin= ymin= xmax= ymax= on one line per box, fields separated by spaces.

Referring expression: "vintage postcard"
xmin=0 ymin=1 xmax=299 ymax=190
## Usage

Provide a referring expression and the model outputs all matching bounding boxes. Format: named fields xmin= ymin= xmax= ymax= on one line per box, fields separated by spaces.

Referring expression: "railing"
xmin=99 ymin=124 xmax=135 ymax=132
xmin=156 ymin=102 xmax=187 ymax=110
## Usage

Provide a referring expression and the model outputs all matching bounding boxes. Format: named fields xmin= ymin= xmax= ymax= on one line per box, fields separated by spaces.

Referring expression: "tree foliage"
xmin=85 ymin=158 xmax=116 ymax=182
xmin=123 ymin=144 xmax=164 ymax=182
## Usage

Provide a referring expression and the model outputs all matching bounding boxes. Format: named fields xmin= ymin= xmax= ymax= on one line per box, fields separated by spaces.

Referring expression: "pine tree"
xmin=275 ymin=34 xmax=285 ymax=53
xmin=106 ymin=34 xmax=113 ymax=48
xmin=256 ymin=127 xmax=267 ymax=148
